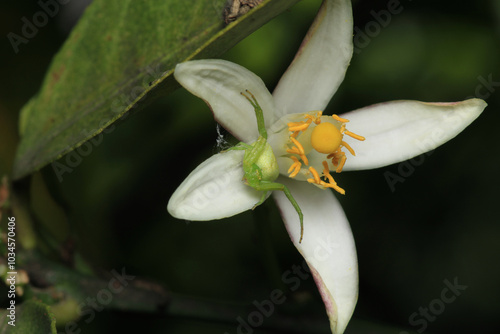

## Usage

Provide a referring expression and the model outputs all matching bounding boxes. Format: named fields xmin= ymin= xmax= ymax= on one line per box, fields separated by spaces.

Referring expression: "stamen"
xmin=322 ymin=161 xmax=330 ymax=174
xmin=328 ymin=151 xmax=342 ymax=168
xmin=286 ymin=143 xmax=309 ymax=165
xmin=288 ymin=119 xmax=312 ymax=132
xmin=288 ymin=123 xmax=308 ymax=132
xmin=341 ymin=141 xmax=356 ymax=156
xmin=332 ymin=114 xmax=350 ymax=123
xmin=287 ymin=152 xmax=306 ymax=178
xmin=304 ymin=111 xmax=323 ymax=124
xmin=344 ymin=130 xmax=365 ymax=141
xmin=290 ymin=163 xmax=301 ymax=178
xmin=321 ymin=161 xmax=345 ymax=194
xmin=290 ymin=137 xmax=305 ymax=155
xmin=340 ymin=124 xmax=346 ymax=134
xmin=286 ymin=147 xmax=301 ymax=155
xmin=323 ymin=166 xmax=336 ymax=185
xmin=301 ymin=153 xmax=309 ymax=166
xmin=289 ymin=163 xmax=301 ymax=178
xmin=307 ymin=178 xmax=319 ymax=186
xmin=309 ymin=166 xmax=321 ymax=184
xmin=288 ymin=156 xmax=303 ymax=178
xmin=336 ymin=155 xmax=347 ymax=173
xmin=287 ymin=156 xmax=300 ymax=174
xmin=322 ymin=180 xmax=345 ymax=195
xmin=306 ymin=161 xmax=345 ymax=194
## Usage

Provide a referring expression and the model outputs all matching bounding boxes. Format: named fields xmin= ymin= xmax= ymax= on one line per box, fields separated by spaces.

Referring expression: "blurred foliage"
xmin=1 ymin=0 xmax=500 ymax=333
xmin=0 ymin=299 xmax=56 ymax=333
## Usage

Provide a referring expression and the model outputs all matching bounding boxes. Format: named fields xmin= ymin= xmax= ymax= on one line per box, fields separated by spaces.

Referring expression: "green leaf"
xmin=0 ymin=300 xmax=56 ymax=334
xmin=13 ymin=0 xmax=302 ymax=180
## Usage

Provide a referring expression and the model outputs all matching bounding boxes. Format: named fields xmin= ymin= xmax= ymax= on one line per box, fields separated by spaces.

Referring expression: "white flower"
xmin=167 ymin=0 xmax=486 ymax=332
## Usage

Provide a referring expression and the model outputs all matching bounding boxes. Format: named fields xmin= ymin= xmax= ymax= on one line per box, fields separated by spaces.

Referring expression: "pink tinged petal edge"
xmin=174 ymin=60 xmax=276 ymax=143
xmin=340 ymin=98 xmax=487 ymax=171
xmin=167 ymin=150 xmax=262 ymax=221
xmin=273 ymin=177 xmax=358 ymax=334
xmin=272 ymin=0 xmax=353 ymax=117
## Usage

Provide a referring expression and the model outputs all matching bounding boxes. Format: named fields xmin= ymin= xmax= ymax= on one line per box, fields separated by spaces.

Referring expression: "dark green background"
xmin=1 ymin=0 xmax=499 ymax=333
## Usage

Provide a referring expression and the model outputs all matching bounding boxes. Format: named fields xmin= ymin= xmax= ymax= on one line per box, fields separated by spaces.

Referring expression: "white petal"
xmin=175 ymin=60 xmax=276 ymax=143
xmin=273 ymin=177 xmax=357 ymax=334
xmin=341 ymin=98 xmax=487 ymax=171
xmin=272 ymin=0 xmax=353 ymax=116
xmin=167 ymin=150 xmax=262 ymax=220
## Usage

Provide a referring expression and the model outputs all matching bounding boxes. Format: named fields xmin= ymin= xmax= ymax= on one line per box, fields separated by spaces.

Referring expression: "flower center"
xmin=311 ymin=122 xmax=342 ymax=154
xmin=285 ymin=112 xmax=365 ymax=194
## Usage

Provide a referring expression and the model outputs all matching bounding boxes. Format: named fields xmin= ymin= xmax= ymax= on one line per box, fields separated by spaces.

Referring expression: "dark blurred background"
xmin=1 ymin=0 xmax=499 ymax=333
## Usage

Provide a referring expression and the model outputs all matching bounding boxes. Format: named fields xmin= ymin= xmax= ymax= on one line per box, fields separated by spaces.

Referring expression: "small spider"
xmin=226 ymin=90 xmax=304 ymax=242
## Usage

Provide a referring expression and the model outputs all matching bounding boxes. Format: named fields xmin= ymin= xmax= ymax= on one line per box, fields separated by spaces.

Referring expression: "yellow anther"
xmin=344 ymin=130 xmax=365 ymax=141
xmin=290 ymin=137 xmax=305 ymax=155
xmin=304 ymin=111 xmax=323 ymax=124
xmin=326 ymin=151 xmax=346 ymax=173
xmin=306 ymin=178 xmax=316 ymax=186
xmin=288 ymin=157 xmax=302 ymax=178
xmin=322 ymin=161 xmax=330 ymax=174
xmin=306 ymin=161 xmax=345 ymax=194
xmin=341 ymin=141 xmax=356 ymax=156
xmin=332 ymin=114 xmax=350 ymax=123
xmin=287 ymin=143 xmax=309 ymax=168
xmin=323 ymin=180 xmax=345 ymax=195
xmin=308 ymin=166 xmax=321 ymax=184
xmin=290 ymin=165 xmax=301 ymax=178
xmin=287 ymin=121 xmax=303 ymax=127
xmin=311 ymin=122 xmax=342 ymax=154
xmin=286 ymin=139 xmax=308 ymax=178
xmin=320 ymin=161 xmax=345 ymax=194
xmin=322 ymin=166 xmax=336 ymax=184
xmin=306 ymin=177 xmax=324 ymax=188
xmin=336 ymin=155 xmax=347 ymax=173
xmin=286 ymin=147 xmax=301 ymax=155
xmin=300 ymin=153 xmax=309 ymax=166
xmin=288 ymin=119 xmax=312 ymax=132
xmin=288 ymin=123 xmax=309 ymax=132
xmin=287 ymin=111 xmax=323 ymax=140
xmin=340 ymin=123 xmax=346 ymax=134
xmin=287 ymin=156 xmax=299 ymax=173
xmin=330 ymin=152 xmax=340 ymax=167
